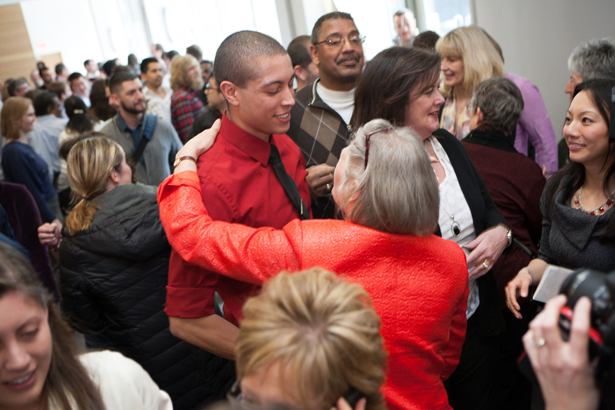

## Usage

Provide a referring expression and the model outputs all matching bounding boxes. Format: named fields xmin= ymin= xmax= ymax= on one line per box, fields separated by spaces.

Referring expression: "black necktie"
xmin=269 ymin=144 xmax=310 ymax=220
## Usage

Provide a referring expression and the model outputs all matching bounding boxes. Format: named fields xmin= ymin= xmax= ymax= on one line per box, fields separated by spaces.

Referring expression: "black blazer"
xmin=433 ymin=129 xmax=506 ymax=337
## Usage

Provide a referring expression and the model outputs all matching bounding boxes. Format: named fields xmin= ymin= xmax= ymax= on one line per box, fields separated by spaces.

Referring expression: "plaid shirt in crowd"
xmin=171 ymin=86 xmax=206 ymax=142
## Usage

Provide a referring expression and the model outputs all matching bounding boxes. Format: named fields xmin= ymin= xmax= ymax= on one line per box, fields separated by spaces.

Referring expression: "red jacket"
xmin=158 ymin=172 xmax=469 ymax=410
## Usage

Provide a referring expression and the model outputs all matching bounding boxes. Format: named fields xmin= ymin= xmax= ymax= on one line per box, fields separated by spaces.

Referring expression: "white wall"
xmin=21 ymin=0 xmax=104 ymax=74
xmin=474 ymin=0 xmax=615 ymax=141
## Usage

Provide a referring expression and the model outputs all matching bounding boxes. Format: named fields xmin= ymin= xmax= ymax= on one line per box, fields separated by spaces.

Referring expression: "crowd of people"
xmin=0 ymin=8 xmax=614 ymax=410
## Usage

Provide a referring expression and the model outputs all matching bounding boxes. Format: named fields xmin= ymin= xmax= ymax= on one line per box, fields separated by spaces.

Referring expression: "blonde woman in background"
xmin=233 ymin=268 xmax=386 ymax=410
xmin=436 ymin=26 xmax=505 ymax=140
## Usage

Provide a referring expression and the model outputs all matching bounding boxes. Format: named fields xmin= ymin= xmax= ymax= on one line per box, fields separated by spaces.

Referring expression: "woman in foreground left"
xmin=0 ymin=241 xmax=173 ymax=410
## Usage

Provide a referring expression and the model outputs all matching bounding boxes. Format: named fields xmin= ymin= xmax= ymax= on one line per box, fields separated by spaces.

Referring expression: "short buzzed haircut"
xmin=470 ymin=77 xmax=524 ymax=135
xmin=33 ymin=92 xmax=58 ymax=116
xmin=568 ymin=38 xmax=615 ymax=81
xmin=84 ymin=59 xmax=93 ymax=68
xmin=311 ymin=12 xmax=354 ymax=45
xmin=108 ymin=70 xmax=138 ymax=95
xmin=140 ymin=57 xmax=159 ymax=74
xmin=214 ymin=30 xmax=287 ymax=88
xmin=287 ymin=35 xmax=313 ymax=69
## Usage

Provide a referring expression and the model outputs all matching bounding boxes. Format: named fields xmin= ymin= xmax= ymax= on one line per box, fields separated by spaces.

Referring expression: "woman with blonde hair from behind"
xmin=232 ymin=268 xmax=386 ymax=410
xmin=436 ymin=26 xmax=505 ymax=140
xmin=38 ymin=136 xmax=234 ymax=408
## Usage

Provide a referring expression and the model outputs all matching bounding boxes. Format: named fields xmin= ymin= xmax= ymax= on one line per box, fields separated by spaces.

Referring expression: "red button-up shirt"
xmin=165 ymin=113 xmax=311 ymax=325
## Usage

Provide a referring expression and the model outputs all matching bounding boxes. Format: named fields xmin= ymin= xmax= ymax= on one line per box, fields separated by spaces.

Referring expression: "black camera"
xmin=518 ymin=268 xmax=615 ymax=389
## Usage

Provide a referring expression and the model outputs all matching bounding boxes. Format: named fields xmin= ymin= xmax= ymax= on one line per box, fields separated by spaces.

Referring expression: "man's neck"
xmin=318 ymin=76 xmax=356 ymax=92
xmin=226 ymin=110 xmax=270 ymax=142
xmin=119 ymin=110 xmax=143 ymax=130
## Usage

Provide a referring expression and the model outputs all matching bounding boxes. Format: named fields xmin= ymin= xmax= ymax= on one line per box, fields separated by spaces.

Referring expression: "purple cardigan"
xmin=0 ymin=182 xmax=58 ymax=298
xmin=507 ymin=72 xmax=558 ymax=175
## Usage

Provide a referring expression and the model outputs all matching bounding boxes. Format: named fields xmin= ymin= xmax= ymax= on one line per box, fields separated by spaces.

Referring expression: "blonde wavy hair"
xmin=64 ymin=137 xmax=123 ymax=235
xmin=236 ymin=268 xmax=387 ymax=410
xmin=436 ymin=26 xmax=505 ymax=98
xmin=170 ymin=54 xmax=202 ymax=91
xmin=0 ymin=97 xmax=32 ymax=141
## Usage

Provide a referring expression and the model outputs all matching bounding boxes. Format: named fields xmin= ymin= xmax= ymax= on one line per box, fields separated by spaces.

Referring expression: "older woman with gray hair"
xmin=461 ymin=77 xmax=546 ymax=408
xmin=158 ymin=118 xmax=469 ymax=410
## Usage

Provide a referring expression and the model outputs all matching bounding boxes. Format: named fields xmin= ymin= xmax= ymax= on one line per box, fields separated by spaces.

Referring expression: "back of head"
xmin=236 ymin=268 xmax=386 ymax=410
xmin=140 ymin=57 xmax=158 ymax=74
xmin=214 ymin=30 xmax=287 ymax=88
xmin=568 ymin=38 xmax=615 ymax=81
xmin=287 ymin=35 xmax=313 ymax=68
xmin=340 ymin=119 xmax=439 ymax=236
xmin=186 ymin=44 xmax=203 ymax=62
xmin=48 ymin=81 xmax=68 ymax=99
xmin=412 ymin=31 xmax=440 ymax=52
xmin=55 ymin=63 xmax=66 ymax=76
xmin=127 ymin=54 xmax=138 ymax=67
xmin=64 ymin=96 xmax=94 ymax=134
xmin=436 ymin=25 xmax=505 ymax=96
xmin=102 ymin=59 xmax=117 ymax=77
xmin=170 ymin=54 xmax=199 ymax=90
xmin=0 ymin=242 xmax=105 ymax=410
xmin=311 ymin=12 xmax=354 ymax=45
xmin=65 ymin=137 xmax=123 ymax=235
xmin=108 ymin=70 xmax=137 ymax=95
xmin=470 ymin=77 xmax=524 ymax=135
xmin=351 ymin=47 xmax=441 ymax=130
xmin=33 ymin=92 xmax=58 ymax=116
xmin=89 ymin=80 xmax=117 ymax=121
xmin=1 ymin=97 xmax=32 ymax=140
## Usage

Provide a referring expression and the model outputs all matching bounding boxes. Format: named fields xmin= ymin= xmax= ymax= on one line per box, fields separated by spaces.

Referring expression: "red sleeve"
xmin=165 ymin=250 xmax=217 ymax=318
xmin=158 ymin=172 xmax=302 ymax=284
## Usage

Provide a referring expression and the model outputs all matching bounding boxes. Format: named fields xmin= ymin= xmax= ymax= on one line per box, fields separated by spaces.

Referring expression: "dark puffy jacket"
xmin=59 ymin=183 xmax=235 ymax=409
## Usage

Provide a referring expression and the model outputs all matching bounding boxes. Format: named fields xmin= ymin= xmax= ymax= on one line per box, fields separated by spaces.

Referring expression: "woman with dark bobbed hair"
xmin=351 ymin=46 xmax=510 ymax=410
xmin=158 ymin=119 xmax=469 ymax=410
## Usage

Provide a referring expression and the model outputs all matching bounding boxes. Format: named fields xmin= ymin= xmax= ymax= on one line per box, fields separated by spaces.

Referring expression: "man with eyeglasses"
xmin=287 ymin=11 xmax=365 ymax=219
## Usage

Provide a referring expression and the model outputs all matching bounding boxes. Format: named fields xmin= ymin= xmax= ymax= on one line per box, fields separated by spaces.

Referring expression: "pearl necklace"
xmin=573 ymin=186 xmax=615 ymax=216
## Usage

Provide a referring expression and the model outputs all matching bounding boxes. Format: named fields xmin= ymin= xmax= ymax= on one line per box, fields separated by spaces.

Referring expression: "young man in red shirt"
xmin=166 ymin=31 xmax=312 ymax=360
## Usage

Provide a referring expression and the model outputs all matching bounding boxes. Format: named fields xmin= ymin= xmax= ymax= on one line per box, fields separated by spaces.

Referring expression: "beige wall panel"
xmin=0 ymin=3 xmax=37 ymax=85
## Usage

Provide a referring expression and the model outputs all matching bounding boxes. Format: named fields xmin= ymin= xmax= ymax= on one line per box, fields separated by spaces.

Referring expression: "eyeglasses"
xmin=315 ymin=34 xmax=365 ymax=48
xmin=205 ymin=84 xmax=220 ymax=92
xmin=364 ymin=128 xmax=392 ymax=168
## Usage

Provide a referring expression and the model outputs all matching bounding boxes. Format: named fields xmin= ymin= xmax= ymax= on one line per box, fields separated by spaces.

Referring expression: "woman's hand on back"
xmin=465 ymin=224 xmax=508 ymax=280
xmin=174 ymin=119 xmax=221 ymax=174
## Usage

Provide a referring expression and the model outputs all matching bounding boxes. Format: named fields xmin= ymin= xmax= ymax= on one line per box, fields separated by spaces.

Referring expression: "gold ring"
xmin=326 ymin=183 xmax=332 ymax=192
xmin=534 ymin=338 xmax=546 ymax=348
xmin=482 ymin=259 xmax=489 ymax=269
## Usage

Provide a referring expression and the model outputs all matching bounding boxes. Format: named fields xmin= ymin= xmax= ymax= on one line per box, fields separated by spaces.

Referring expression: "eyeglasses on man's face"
xmin=315 ymin=34 xmax=365 ymax=48
xmin=205 ymin=83 xmax=220 ymax=92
